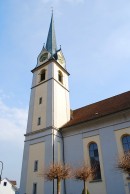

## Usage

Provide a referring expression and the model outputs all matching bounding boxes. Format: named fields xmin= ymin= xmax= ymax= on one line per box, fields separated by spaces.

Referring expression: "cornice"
xmin=31 ymin=58 xmax=70 ymax=76
xmin=31 ymin=77 xmax=69 ymax=92
xmin=25 ymin=125 xmax=59 ymax=137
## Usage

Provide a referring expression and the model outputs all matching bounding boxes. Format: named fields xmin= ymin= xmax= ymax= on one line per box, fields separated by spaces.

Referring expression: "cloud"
xmin=0 ymin=92 xmax=28 ymax=185
xmin=0 ymin=89 xmax=11 ymax=100
xmin=0 ymin=97 xmax=28 ymax=146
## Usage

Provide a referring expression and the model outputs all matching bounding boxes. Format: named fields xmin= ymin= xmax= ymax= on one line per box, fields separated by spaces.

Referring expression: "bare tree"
xmin=117 ymin=151 xmax=130 ymax=175
xmin=73 ymin=163 xmax=96 ymax=194
xmin=40 ymin=163 xmax=71 ymax=194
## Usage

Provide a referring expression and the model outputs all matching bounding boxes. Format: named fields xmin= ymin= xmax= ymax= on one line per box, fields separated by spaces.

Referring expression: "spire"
xmin=46 ymin=12 xmax=57 ymax=55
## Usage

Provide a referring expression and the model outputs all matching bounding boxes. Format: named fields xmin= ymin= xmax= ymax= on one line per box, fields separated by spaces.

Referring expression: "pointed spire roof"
xmin=46 ymin=12 xmax=57 ymax=55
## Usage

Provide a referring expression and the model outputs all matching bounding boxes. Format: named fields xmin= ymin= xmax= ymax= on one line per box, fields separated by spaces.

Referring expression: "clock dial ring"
xmin=40 ymin=53 xmax=48 ymax=62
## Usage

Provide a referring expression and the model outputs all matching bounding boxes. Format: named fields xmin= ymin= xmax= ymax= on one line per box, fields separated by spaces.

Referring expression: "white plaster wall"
xmin=63 ymin=133 xmax=84 ymax=194
xmin=26 ymin=88 xmax=36 ymax=133
xmin=20 ymin=131 xmax=54 ymax=194
xmin=0 ymin=180 xmax=16 ymax=194
xmin=35 ymin=66 xmax=48 ymax=84
xmin=115 ymin=127 xmax=130 ymax=194
xmin=26 ymin=142 xmax=45 ymax=194
xmin=27 ymin=65 xmax=49 ymax=133
xmin=27 ymin=60 xmax=70 ymax=132
xmin=62 ymin=111 xmax=130 ymax=194
xmin=32 ymin=82 xmax=48 ymax=131
xmin=29 ymin=61 xmax=70 ymax=130
xmin=64 ymin=132 xmax=107 ymax=194
xmin=31 ymin=66 xmax=48 ymax=131
xmin=53 ymin=81 xmax=70 ymax=128
xmin=31 ymin=72 xmax=37 ymax=88
xmin=53 ymin=63 xmax=69 ymax=89
xmin=83 ymin=135 xmax=107 ymax=194
xmin=52 ymin=62 xmax=70 ymax=128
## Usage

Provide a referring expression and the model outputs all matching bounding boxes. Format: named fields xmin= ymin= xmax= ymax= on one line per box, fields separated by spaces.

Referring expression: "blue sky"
xmin=0 ymin=0 xmax=130 ymax=187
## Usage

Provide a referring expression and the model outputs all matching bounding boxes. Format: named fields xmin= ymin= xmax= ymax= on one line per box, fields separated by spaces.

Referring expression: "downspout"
xmin=52 ymin=62 xmax=55 ymax=194
xmin=53 ymin=128 xmax=54 ymax=194
xmin=60 ymin=129 xmax=66 ymax=194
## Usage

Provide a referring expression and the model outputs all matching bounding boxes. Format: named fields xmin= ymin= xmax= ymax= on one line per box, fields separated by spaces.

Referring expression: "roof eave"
xmin=31 ymin=58 xmax=70 ymax=75
xmin=60 ymin=107 xmax=130 ymax=130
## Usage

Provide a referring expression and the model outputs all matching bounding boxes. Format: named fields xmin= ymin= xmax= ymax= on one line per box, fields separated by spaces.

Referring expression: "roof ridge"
xmin=61 ymin=90 xmax=130 ymax=129
xmin=73 ymin=91 xmax=130 ymax=112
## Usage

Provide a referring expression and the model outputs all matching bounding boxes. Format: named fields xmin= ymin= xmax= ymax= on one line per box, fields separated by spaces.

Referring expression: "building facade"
xmin=19 ymin=14 xmax=130 ymax=194
xmin=0 ymin=178 xmax=18 ymax=194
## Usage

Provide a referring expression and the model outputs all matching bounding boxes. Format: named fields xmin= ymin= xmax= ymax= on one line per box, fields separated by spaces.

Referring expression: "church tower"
xmin=20 ymin=13 xmax=70 ymax=194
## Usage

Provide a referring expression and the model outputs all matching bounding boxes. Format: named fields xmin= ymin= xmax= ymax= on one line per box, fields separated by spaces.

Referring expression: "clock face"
xmin=40 ymin=53 xmax=48 ymax=62
xmin=57 ymin=53 xmax=64 ymax=65
xmin=58 ymin=56 xmax=64 ymax=64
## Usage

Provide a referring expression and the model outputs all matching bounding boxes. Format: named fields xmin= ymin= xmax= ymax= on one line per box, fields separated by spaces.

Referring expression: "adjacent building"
xmin=0 ymin=178 xmax=18 ymax=194
xmin=19 ymin=14 xmax=130 ymax=194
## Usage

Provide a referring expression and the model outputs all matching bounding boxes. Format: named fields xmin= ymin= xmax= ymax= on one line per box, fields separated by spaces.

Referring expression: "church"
xmin=19 ymin=14 xmax=130 ymax=194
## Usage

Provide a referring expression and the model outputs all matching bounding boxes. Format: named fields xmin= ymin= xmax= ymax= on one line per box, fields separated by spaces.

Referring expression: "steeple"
xmin=46 ymin=12 xmax=57 ymax=55
xmin=20 ymin=13 xmax=70 ymax=194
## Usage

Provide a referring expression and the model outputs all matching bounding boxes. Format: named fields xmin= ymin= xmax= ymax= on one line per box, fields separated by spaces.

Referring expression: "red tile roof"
xmin=9 ymin=180 xmax=17 ymax=186
xmin=62 ymin=91 xmax=130 ymax=128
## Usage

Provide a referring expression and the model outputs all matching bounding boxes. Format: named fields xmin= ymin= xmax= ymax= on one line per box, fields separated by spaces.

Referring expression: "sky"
xmin=0 ymin=0 xmax=130 ymax=187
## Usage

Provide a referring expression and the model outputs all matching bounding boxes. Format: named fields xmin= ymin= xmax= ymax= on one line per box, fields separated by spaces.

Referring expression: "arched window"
xmin=89 ymin=142 xmax=101 ymax=180
xmin=40 ymin=69 xmax=46 ymax=82
xmin=58 ymin=71 xmax=63 ymax=83
xmin=122 ymin=135 xmax=130 ymax=153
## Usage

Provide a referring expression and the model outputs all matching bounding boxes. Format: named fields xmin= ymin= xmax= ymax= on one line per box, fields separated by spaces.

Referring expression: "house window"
xmin=3 ymin=182 xmax=7 ymax=186
xmin=89 ymin=142 xmax=101 ymax=180
xmin=33 ymin=183 xmax=37 ymax=194
xmin=34 ymin=160 xmax=38 ymax=172
xmin=122 ymin=135 xmax=130 ymax=152
xmin=39 ymin=97 xmax=42 ymax=104
xmin=58 ymin=71 xmax=63 ymax=83
xmin=37 ymin=117 xmax=41 ymax=125
xmin=40 ymin=69 xmax=46 ymax=82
